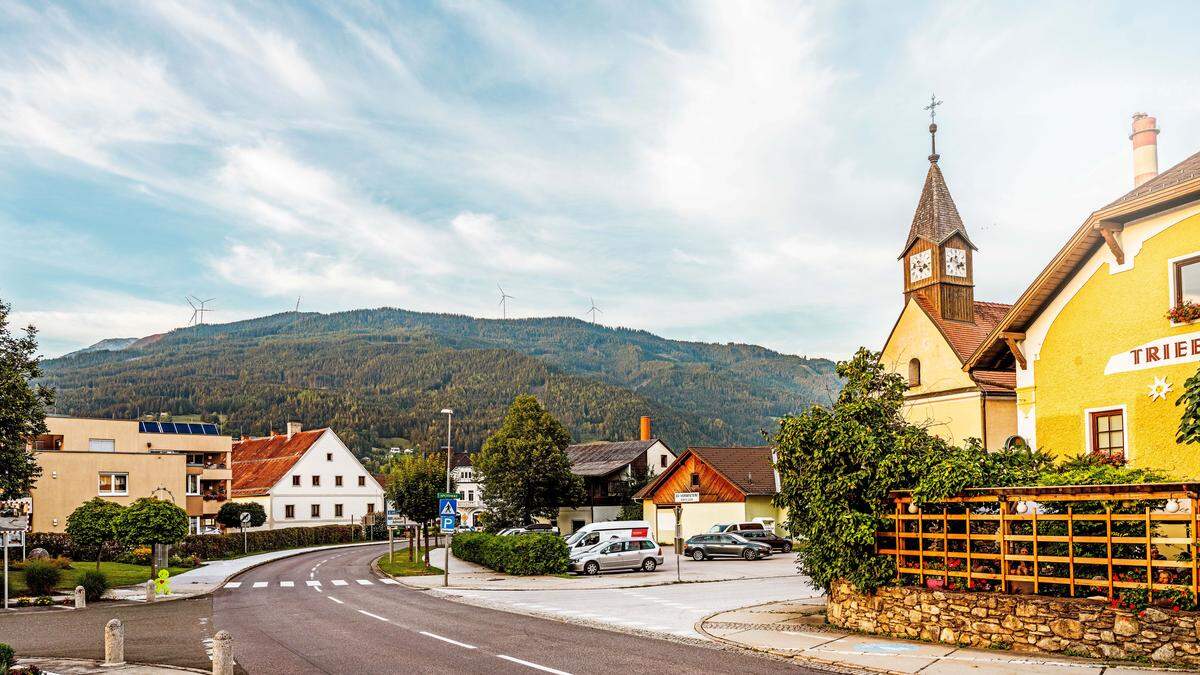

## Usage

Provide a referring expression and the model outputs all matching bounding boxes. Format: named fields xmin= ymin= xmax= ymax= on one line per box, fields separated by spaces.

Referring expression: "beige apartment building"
xmin=31 ymin=416 xmax=233 ymax=534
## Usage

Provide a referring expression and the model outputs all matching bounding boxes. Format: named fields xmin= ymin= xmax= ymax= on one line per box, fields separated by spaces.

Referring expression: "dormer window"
xmin=908 ymin=358 xmax=921 ymax=388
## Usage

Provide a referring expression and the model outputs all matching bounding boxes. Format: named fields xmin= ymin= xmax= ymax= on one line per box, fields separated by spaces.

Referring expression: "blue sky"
xmin=3 ymin=1 xmax=1199 ymax=358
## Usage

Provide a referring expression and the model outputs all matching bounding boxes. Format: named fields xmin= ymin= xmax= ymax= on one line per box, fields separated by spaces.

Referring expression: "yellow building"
xmin=880 ymin=123 xmax=1017 ymax=449
xmin=968 ymin=115 xmax=1200 ymax=477
xmin=31 ymin=416 xmax=233 ymax=533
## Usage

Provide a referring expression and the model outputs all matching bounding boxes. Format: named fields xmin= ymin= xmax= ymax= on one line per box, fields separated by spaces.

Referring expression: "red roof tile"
xmin=912 ymin=296 xmax=1012 ymax=364
xmin=231 ymin=429 xmax=326 ymax=497
xmin=971 ymin=369 xmax=1016 ymax=392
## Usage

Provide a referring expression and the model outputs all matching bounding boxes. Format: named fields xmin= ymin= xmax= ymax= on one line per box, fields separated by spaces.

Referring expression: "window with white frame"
xmin=1174 ymin=255 xmax=1200 ymax=309
xmin=186 ymin=474 xmax=200 ymax=495
xmin=98 ymin=472 xmax=128 ymax=496
xmin=311 ymin=504 xmax=321 ymax=518
xmin=89 ymin=438 xmax=116 ymax=452
xmin=334 ymin=503 xmax=343 ymax=517
xmin=1089 ymin=409 xmax=1126 ymax=459
xmin=189 ymin=516 xmax=201 ymax=534
xmin=284 ymin=504 xmax=295 ymax=519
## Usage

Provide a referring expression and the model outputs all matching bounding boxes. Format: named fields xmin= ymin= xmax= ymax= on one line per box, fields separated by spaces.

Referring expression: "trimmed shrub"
xmin=174 ymin=525 xmax=361 ymax=560
xmin=22 ymin=560 xmax=62 ymax=595
xmin=0 ymin=643 xmax=13 ymax=671
xmin=451 ymin=532 xmax=568 ymax=575
xmin=78 ymin=570 xmax=110 ymax=601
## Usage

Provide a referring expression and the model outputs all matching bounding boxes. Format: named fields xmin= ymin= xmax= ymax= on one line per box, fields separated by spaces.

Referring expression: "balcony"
xmin=201 ymin=467 xmax=232 ymax=481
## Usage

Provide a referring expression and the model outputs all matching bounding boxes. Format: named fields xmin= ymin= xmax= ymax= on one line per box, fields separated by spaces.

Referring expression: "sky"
xmin=2 ymin=1 xmax=1199 ymax=359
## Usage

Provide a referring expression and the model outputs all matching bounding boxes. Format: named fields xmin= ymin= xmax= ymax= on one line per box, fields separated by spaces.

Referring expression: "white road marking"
xmin=355 ymin=579 xmax=374 ymax=585
xmin=357 ymin=610 xmax=389 ymax=622
xmin=497 ymin=655 xmax=572 ymax=674
xmin=252 ymin=582 xmax=268 ymax=588
xmin=280 ymin=581 xmax=295 ymax=588
xmin=305 ymin=580 xmax=321 ymax=587
xmin=332 ymin=579 xmax=349 ymax=586
xmin=328 ymin=596 xmax=344 ymax=604
xmin=419 ymin=631 xmax=477 ymax=649
xmin=224 ymin=582 xmax=241 ymax=589
xmin=379 ymin=579 xmax=399 ymax=585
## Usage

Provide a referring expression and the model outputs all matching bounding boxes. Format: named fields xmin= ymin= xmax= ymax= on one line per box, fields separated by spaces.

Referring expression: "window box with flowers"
xmin=1167 ymin=300 xmax=1200 ymax=324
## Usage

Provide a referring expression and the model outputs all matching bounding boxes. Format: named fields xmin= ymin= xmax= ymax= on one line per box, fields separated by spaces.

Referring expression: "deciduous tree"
xmin=114 ymin=497 xmax=189 ymax=548
xmin=0 ymin=299 xmax=53 ymax=502
xmin=215 ymin=502 xmax=267 ymax=529
xmin=386 ymin=453 xmax=453 ymax=565
xmin=66 ymin=498 xmax=125 ymax=570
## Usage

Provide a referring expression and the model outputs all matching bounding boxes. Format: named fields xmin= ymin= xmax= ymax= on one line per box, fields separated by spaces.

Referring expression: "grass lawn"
xmin=375 ymin=546 xmax=443 ymax=577
xmin=4 ymin=562 xmax=188 ymax=595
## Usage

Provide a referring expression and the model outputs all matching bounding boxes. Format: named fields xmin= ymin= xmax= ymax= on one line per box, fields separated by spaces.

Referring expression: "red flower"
xmin=1174 ymin=606 xmax=1181 ymax=612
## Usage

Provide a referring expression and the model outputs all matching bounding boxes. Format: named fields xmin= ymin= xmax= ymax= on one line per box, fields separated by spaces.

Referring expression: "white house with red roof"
xmin=231 ymin=422 xmax=385 ymax=529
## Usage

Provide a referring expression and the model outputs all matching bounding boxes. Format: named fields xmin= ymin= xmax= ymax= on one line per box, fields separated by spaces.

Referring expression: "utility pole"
xmin=441 ymin=408 xmax=454 ymax=588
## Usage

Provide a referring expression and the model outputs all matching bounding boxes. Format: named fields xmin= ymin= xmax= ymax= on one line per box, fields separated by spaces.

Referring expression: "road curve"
xmin=213 ymin=543 xmax=828 ymax=674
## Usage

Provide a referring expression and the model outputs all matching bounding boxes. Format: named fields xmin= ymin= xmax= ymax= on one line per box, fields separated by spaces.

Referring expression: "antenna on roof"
xmin=187 ymin=296 xmax=215 ymax=325
xmin=586 ymin=297 xmax=603 ymax=324
xmin=497 ymin=284 xmax=514 ymax=319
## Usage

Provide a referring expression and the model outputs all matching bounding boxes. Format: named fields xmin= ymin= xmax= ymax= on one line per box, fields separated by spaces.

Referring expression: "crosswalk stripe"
xmin=355 ymin=579 xmax=374 ymax=585
xmin=379 ymin=579 xmax=399 ymax=585
xmin=305 ymin=580 xmax=321 ymax=587
xmin=280 ymin=581 xmax=294 ymax=587
xmin=332 ymin=580 xmax=349 ymax=586
xmin=224 ymin=582 xmax=241 ymax=589
xmin=252 ymin=582 xmax=268 ymax=588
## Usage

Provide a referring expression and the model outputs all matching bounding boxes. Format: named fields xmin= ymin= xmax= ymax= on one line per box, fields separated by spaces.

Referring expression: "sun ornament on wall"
xmin=1148 ymin=376 xmax=1173 ymax=402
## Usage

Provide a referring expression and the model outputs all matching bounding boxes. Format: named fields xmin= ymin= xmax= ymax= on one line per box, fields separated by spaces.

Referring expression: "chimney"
xmin=1131 ymin=113 xmax=1160 ymax=188
xmin=639 ymin=416 xmax=652 ymax=441
xmin=286 ymin=421 xmax=302 ymax=440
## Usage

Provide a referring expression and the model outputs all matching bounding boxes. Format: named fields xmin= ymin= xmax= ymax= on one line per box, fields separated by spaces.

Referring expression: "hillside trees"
xmin=0 ymin=299 xmax=53 ymax=502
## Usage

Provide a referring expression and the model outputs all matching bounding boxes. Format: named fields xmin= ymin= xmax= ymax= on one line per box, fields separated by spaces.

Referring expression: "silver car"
xmin=569 ymin=537 xmax=664 ymax=575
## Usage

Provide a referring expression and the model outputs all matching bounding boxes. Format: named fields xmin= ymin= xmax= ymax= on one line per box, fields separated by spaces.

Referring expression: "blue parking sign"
xmin=438 ymin=497 xmax=457 ymax=533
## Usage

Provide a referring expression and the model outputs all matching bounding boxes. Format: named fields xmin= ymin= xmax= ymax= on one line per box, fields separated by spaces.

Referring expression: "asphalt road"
xmin=213 ymin=543 xmax=829 ymax=674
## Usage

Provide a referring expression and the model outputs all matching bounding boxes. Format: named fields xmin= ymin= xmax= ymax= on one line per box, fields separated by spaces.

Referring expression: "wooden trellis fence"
xmin=875 ymin=482 xmax=1200 ymax=602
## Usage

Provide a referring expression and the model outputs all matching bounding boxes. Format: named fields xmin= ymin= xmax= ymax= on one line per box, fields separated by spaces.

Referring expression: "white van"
xmin=564 ymin=520 xmax=652 ymax=552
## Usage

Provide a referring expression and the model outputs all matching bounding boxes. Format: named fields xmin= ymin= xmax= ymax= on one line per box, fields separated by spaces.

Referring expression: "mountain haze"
xmin=40 ymin=309 xmax=840 ymax=465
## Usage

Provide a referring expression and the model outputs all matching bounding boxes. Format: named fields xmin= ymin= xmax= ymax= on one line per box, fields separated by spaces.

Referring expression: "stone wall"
xmin=827 ymin=581 xmax=1200 ymax=665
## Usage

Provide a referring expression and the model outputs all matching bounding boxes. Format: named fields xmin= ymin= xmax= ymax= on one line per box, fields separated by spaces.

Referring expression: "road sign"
xmin=439 ymin=515 xmax=456 ymax=533
xmin=386 ymin=509 xmax=402 ymax=527
xmin=674 ymin=492 xmax=699 ymax=503
xmin=438 ymin=496 xmax=457 ymax=533
xmin=239 ymin=511 xmax=252 ymax=525
xmin=437 ymin=492 xmax=460 ymax=500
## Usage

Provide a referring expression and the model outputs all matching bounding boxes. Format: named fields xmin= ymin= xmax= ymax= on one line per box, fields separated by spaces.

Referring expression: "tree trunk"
xmin=423 ymin=523 xmax=430 ymax=567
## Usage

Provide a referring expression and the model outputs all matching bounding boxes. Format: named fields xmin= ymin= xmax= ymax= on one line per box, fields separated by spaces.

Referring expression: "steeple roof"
xmin=899 ymin=159 xmax=977 ymax=258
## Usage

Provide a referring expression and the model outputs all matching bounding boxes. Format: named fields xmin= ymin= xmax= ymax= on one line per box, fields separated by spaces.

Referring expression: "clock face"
xmin=909 ymin=250 xmax=932 ymax=282
xmin=945 ymin=248 xmax=967 ymax=277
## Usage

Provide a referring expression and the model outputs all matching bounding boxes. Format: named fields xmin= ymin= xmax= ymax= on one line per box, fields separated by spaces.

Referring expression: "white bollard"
xmin=103 ymin=618 xmax=125 ymax=666
xmin=212 ymin=630 xmax=234 ymax=675
xmin=75 ymin=585 xmax=86 ymax=609
xmin=145 ymin=579 xmax=156 ymax=603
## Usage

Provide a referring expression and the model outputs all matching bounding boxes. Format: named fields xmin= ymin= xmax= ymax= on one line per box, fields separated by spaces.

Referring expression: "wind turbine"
xmin=585 ymin=297 xmax=602 ymax=324
xmin=497 ymin=284 xmax=514 ymax=319
xmin=186 ymin=297 xmax=199 ymax=326
xmin=187 ymin=296 xmax=215 ymax=325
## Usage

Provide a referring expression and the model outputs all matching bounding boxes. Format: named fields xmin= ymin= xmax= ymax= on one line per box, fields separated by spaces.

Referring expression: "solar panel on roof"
xmin=161 ymin=422 xmax=177 ymax=434
xmin=188 ymin=423 xmax=204 ymax=434
xmin=202 ymin=424 xmax=218 ymax=435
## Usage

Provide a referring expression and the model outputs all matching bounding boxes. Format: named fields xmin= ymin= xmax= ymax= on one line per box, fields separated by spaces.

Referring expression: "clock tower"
xmin=900 ymin=119 xmax=977 ymax=322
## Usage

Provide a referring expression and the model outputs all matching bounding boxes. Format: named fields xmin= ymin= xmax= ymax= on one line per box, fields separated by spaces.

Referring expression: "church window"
xmin=907 ymin=359 xmax=921 ymax=387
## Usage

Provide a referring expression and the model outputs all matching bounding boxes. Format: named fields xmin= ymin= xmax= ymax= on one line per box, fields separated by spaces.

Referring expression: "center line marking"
xmin=280 ymin=581 xmax=294 ymax=588
xmin=418 ymin=631 xmax=476 ymax=649
xmin=331 ymin=580 xmax=348 ymax=586
xmin=328 ymin=596 xmax=343 ymax=604
xmin=251 ymin=582 xmax=268 ymax=588
xmin=357 ymin=610 xmax=388 ymax=622
xmin=497 ymin=655 xmax=572 ymax=674
xmin=305 ymin=580 xmax=321 ymax=587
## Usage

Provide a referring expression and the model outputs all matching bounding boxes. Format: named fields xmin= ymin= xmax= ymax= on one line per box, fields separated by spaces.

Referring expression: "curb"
xmin=21 ymin=656 xmax=211 ymax=674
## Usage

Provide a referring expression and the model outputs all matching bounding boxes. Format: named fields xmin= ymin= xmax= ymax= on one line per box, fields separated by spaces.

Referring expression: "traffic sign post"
xmin=438 ymin=493 xmax=458 ymax=587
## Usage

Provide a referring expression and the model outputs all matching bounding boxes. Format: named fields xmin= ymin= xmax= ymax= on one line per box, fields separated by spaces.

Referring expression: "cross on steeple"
xmin=924 ymin=94 xmax=943 ymax=163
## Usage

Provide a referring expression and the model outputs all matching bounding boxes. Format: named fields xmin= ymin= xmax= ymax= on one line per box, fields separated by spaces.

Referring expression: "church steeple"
xmin=900 ymin=102 xmax=978 ymax=322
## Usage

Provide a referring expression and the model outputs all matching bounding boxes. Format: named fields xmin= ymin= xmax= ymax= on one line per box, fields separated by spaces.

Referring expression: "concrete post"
xmin=212 ymin=630 xmax=234 ymax=675
xmin=75 ymin=585 xmax=86 ymax=609
xmin=145 ymin=579 xmax=156 ymax=603
xmin=103 ymin=618 xmax=125 ymax=666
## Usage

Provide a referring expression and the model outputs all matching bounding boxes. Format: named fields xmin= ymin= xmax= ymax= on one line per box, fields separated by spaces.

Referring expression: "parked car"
xmin=684 ymin=533 xmax=772 ymax=561
xmin=732 ymin=529 xmax=794 ymax=552
xmin=707 ymin=522 xmax=765 ymax=534
xmin=569 ymin=537 xmax=664 ymax=575
xmin=523 ymin=523 xmax=560 ymax=535
xmin=564 ymin=520 xmax=651 ymax=553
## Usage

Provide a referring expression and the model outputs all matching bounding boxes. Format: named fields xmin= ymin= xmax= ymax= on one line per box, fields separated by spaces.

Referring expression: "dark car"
xmin=732 ymin=529 xmax=794 ymax=553
xmin=684 ymin=533 xmax=772 ymax=561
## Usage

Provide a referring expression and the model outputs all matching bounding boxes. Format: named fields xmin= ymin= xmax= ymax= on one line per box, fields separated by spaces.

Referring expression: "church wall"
xmin=983 ymin=396 xmax=1018 ymax=450
xmin=882 ymin=301 xmax=977 ymax=394
xmin=901 ymin=391 xmax=984 ymax=447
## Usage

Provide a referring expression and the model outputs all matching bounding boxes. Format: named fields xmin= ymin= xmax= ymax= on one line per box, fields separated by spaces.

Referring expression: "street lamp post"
xmin=440 ymin=408 xmax=453 ymax=588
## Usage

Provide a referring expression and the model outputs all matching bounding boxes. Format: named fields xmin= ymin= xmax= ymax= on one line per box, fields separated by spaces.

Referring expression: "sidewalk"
xmin=700 ymin=600 xmax=1194 ymax=674
xmin=16 ymin=657 xmax=207 ymax=674
xmin=400 ymin=547 xmax=797 ymax=590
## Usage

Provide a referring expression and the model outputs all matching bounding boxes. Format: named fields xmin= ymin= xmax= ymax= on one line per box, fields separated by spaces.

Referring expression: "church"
xmin=879 ymin=118 xmax=1018 ymax=449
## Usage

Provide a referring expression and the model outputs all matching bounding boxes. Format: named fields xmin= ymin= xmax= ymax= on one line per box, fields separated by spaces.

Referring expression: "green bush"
xmin=0 ymin=643 xmax=13 ymax=671
xmin=78 ymin=570 xmax=110 ymax=601
xmin=451 ymin=532 xmax=567 ymax=575
xmin=22 ymin=560 xmax=62 ymax=595
xmin=174 ymin=525 xmax=361 ymax=560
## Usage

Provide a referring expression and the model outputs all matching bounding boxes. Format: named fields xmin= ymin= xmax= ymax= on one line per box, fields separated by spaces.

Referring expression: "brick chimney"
xmin=286 ymin=421 xmax=302 ymax=440
xmin=639 ymin=416 xmax=652 ymax=441
xmin=1131 ymin=113 xmax=1160 ymax=188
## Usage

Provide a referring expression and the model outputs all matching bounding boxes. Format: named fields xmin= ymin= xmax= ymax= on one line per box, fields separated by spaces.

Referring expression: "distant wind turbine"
xmin=497 ymin=284 xmax=514 ymax=319
xmin=585 ymin=297 xmax=602 ymax=324
xmin=186 ymin=296 xmax=215 ymax=325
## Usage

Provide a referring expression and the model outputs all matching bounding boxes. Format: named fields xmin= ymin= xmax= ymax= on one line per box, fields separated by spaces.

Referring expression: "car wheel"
xmin=691 ymin=549 xmax=706 ymax=561
xmin=782 ymin=542 xmax=793 ymax=553
xmin=584 ymin=561 xmax=600 ymax=576
xmin=742 ymin=548 xmax=756 ymax=561
xmin=642 ymin=558 xmax=657 ymax=572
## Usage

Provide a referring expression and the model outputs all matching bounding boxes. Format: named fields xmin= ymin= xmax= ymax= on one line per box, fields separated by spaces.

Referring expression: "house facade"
xmin=231 ymin=423 xmax=385 ymax=528
xmin=30 ymin=415 xmax=232 ymax=533
xmin=634 ymin=446 xmax=784 ymax=544
xmin=449 ymin=453 xmax=483 ymax=528
xmin=880 ymin=122 xmax=1017 ymax=449
xmin=968 ymin=114 xmax=1200 ymax=476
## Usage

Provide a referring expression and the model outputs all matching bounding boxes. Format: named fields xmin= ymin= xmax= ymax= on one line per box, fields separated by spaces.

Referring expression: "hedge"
xmin=26 ymin=525 xmax=363 ymax=563
xmin=451 ymin=532 xmax=568 ymax=575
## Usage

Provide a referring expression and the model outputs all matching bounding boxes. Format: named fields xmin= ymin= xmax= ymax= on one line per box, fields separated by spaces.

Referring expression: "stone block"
xmin=1016 ymin=602 xmax=1038 ymax=618
xmin=1151 ymin=643 xmax=1176 ymax=663
xmin=1035 ymin=637 xmax=1066 ymax=652
xmin=1143 ymin=607 xmax=1170 ymax=623
xmin=1113 ymin=615 xmax=1139 ymax=636
xmin=939 ymin=627 xmax=956 ymax=644
xmin=970 ymin=606 xmax=989 ymax=618
xmin=1001 ymin=615 xmax=1023 ymax=631
xmin=1096 ymin=643 xmax=1127 ymax=659
xmin=1100 ymin=630 xmax=1114 ymax=643
xmin=1050 ymin=618 xmax=1083 ymax=639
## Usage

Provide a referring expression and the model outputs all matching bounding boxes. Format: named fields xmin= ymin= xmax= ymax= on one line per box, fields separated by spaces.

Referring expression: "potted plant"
xmin=1167 ymin=300 xmax=1200 ymax=324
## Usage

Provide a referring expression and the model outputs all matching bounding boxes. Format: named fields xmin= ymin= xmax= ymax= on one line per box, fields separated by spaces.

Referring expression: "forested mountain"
xmin=40 ymin=309 xmax=840 ymax=465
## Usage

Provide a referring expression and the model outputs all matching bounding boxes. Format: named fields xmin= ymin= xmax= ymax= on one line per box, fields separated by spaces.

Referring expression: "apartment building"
xmin=31 ymin=415 xmax=233 ymax=533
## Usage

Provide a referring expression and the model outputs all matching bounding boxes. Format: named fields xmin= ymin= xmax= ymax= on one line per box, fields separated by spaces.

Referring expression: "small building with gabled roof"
xmin=555 ymin=432 xmax=676 ymax=534
xmin=232 ymin=422 xmax=384 ymax=529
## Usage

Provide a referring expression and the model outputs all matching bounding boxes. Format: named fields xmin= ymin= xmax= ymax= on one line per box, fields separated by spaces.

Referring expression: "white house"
xmin=450 ymin=453 xmax=483 ymax=528
xmin=232 ymin=422 xmax=385 ymax=529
